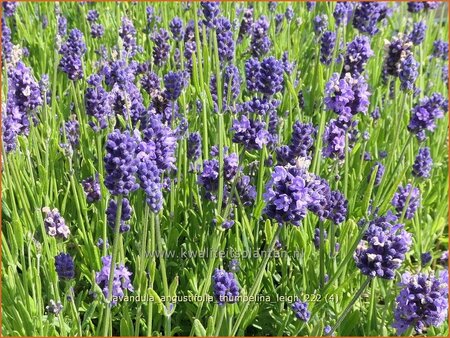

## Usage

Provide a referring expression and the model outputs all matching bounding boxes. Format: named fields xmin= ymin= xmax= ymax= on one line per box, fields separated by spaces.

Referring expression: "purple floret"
xmin=55 ymin=253 xmax=75 ymax=280
xmin=343 ymin=35 xmax=374 ymax=76
xmin=82 ymin=174 xmax=101 ymax=203
xmin=106 ymin=198 xmax=132 ymax=233
xmin=412 ymin=147 xmax=433 ymax=179
xmin=43 ymin=207 xmax=70 ymax=239
xmin=391 ymin=184 xmax=421 ymax=220
xmin=212 ymin=268 xmax=240 ymax=305
xmin=292 ymin=300 xmax=311 ymax=322
xmin=320 ymin=31 xmax=336 ymax=66
xmin=95 ymin=256 xmax=133 ymax=305
xmin=258 ymin=56 xmax=284 ymax=97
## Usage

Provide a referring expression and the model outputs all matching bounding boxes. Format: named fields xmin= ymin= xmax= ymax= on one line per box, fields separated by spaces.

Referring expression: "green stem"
xmin=215 ymin=306 xmax=226 ymax=336
xmin=102 ymin=195 xmax=123 ymax=336
xmin=329 ymin=277 xmax=372 ymax=334
xmin=319 ymin=221 xmax=325 ymax=287
xmin=231 ymin=225 xmax=282 ymax=336
xmin=155 ymin=213 xmax=171 ymax=336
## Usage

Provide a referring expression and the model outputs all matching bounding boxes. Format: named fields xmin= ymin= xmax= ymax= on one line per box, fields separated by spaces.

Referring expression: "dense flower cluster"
xmin=42 ymin=207 xmax=70 ymax=239
xmin=250 ymin=15 xmax=271 ymax=57
xmin=104 ymin=130 xmax=139 ymax=196
xmin=343 ymin=35 xmax=374 ymax=76
xmin=95 ymin=256 xmax=134 ymax=305
xmin=82 ymin=174 xmax=101 ymax=203
xmin=54 ymin=253 xmax=75 ymax=280
xmin=392 ymin=271 xmax=448 ymax=335
xmin=276 ymin=122 xmax=316 ymax=165
xmin=408 ymin=93 xmax=446 ymax=138
xmin=291 ymin=300 xmax=311 ymax=322
xmin=412 ymin=147 xmax=432 ymax=179
xmin=354 ymin=216 xmax=412 ymax=279
xmin=187 ymin=132 xmax=202 ymax=162
xmin=59 ymin=29 xmax=86 ymax=80
xmin=352 ymin=2 xmax=389 ymax=36
xmin=258 ymin=56 xmax=284 ymax=97
xmin=320 ymin=31 xmax=336 ymax=66
xmin=212 ymin=268 xmax=240 ymax=305
xmin=152 ymin=28 xmax=170 ymax=67
xmin=409 ymin=21 xmax=427 ymax=46
xmin=391 ymin=184 xmax=421 ymax=220
xmin=334 ymin=2 xmax=354 ymax=26
xmin=106 ymin=198 xmax=133 ymax=233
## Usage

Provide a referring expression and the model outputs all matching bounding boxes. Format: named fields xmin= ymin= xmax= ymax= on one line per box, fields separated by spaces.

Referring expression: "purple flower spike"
xmin=43 ymin=207 xmax=70 ymax=239
xmin=59 ymin=29 xmax=86 ymax=81
xmin=412 ymin=147 xmax=433 ymax=179
xmin=82 ymin=174 xmax=101 ymax=203
xmin=55 ymin=253 xmax=75 ymax=280
xmin=106 ymin=198 xmax=132 ymax=233
xmin=392 ymin=271 xmax=448 ymax=335
xmin=212 ymin=268 xmax=240 ymax=305
xmin=320 ymin=31 xmax=336 ymax=66
xmin=250 ymin=15 xmax=271 ymax=57
xmin=292 ymin=300 xmax=311 ymax=322
xmin=152 ymin=29 xmax=170 ymax=67
xmin=258 ymin=56 xmax=284 ymax=97
xmin=409 ymin=21 xmax=427 ymax=46
xmin=343 ymin=35 xmax=374 ymax=76
xmin=391 ymin=184 xmax=421 ymax=220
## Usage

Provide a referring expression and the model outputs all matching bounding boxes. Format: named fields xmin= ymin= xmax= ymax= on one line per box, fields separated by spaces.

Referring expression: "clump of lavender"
xmin=250 ymin=15 xmax=271 ymax=57
xmin=412 ymin=147 xmax=432 ymax=179
xmin=258 ymin=56 xmax=284 ymax=97
xmin=104 ymin=130 xmax=139 ymax=196
xmin=82 ymin=174 xmax=101 ymax=203
xmin=333 ymin=2 xmax=354 ymax=26
xmin=408 ymin=21 xmax=427 ymax=46
xmin=152 ymin=29 xmax=170 ymax=67
xmin=57 ymin=15 xmax=67 ymax=37
xmin=391 ymin=184 xmax=421 ymax=220
xmin=263 ymin=166 xmax=311 ymax=226
xmin=382 ymin=34 xmax=413 ymax=80
xmin=276 ymin=122 xmax=316 ymax=165
xmin=392 ymin=271 xmax=448 ymax=335
xmin=368 ymin=162 xmax=385 ymax=187
xmin=354 ymin=216 xmax=412 ymax=279
xmin=352 ymin=2 xmax=389 ymax=36
xmin=292 ymin=300 xmax=311 ymax=322
xmin=215 ymin=16 xmax=235 ymax=63
xmin=59 ymin=28 xmax=86 ymax=81
xmin=95 ymin=256 xmax=134 ymax=305
xmin=187 ymin=132 xmax=202 ymax=162
xmin=106 ymin=198 xmax=132 ymax=233
xmin=343 ymin=35 xmax=374 ymax=76
xmin=320 ymin=31 xmax=336 ymax=66
xmin=169 ymin=17 xmax=183 ymax=41
xmin=42 ymin=207 xmax=70 ymax=239
xmin=55 ymin=253 xmax=75 ymax=280
xmin=432 ymin=40 xmax=448 ymax=61
xmin=212 ymin=268 xmax=240 ymax=305
xmin=408 ymin=93 xmax=446 ymax=138
xmin=313 ymin=14 xmax=328 ymax=35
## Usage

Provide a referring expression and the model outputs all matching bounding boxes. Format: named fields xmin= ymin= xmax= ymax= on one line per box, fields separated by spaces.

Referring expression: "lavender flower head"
xmin=187 ymin=132 xmax=202 ymax=162
xmin=91 ymin=23 xmax=104 ymax=38
xmin=104 ymin=130 xmax=139 ymax=196
xmin=292 ymin=300 xmax=311 ymax=322
xmin=276 ymin=122 xmax=316 ymax=165
xmin=368 ymin=162 xmax=385 ymax=187
xmin=320 ymin=31 xmax=336 ymax=66
xmin=82 ymin=174 xmax=101 ymax=203
xmin=432 ymin=40 xmax=448 ymax=61
xmin=215 ymin=16 xmax=235 ymax=63
xmin=164 ymin=71 xmax=185 ymax=101
xmin=354 ymin=216 xmax=412 ymax=279
xmin=343 ymin=35 xmax=374 ymax=76
xmin=245 ymin=57 xmax=260 ymax=92
xmin=324 ymin=72 xmax=370 ymax=120
xmin=409 ymin=21 xmax=427 ymax=46
xmin=212 ymin=268 xmax=240 ymax=305
xmin=42 ymin=207 xmax=70 ymax=239
xmin=399 ymin=54 xmax=419 ymax=92
xmin=328 ymin=190 xmax=348 ymax=225
xmin=322 ymin=119 xmax=346 ymax=160
xmin=263 ymin=166 xmax=311 ymax=226
xmin=119 ymin=17 xmax=138 ymax=57
xmin=85 ymin=74 xmax=112 ymax=130
xmin=250 ymin=15 xmax=271 ymax=57
xmin=334 ymin=2 xmax=354 ymax=26
xmin=2 ymin=1 xmax=19 ymax=17
xmin=232 ymin=115 xmax=270 ymax=151
xmin=152 ymin=29 xmax=170 ymax=67
xmin=59 ymin=29 xmax=86 ymax=81
xmin=313 ymin=14 xmax=328 ymax=35
xmin=392 ymin=271 xmax=448 ymax=335
xmin=412 ymin=147 xmax=432 ymax=179
xmin=408 ymin=93 xmax=446 ymax=138
xmin=87 ymin=10 xmax=99 ymax=22
xmin=54 ymin=253 xmax=75 ymax=280
xmin=169 ymin=17 xmax=183 ymax=41
xmin=136 ymin=152 xmax=163 ymax=213
xmin=258 ymin=56 xmax=284 ymax=97
xmin=106 ymin=198 xmax=132 ymax=233
xmin=352 ymin=2 xmax=389 ymax=36
xmin=201 ymin=1 xmax=221 ymax=27
xmin=391 ymin=184 xmax=421 ymax=220
xmin=95 ymin=256 xmax=133 ymax=305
